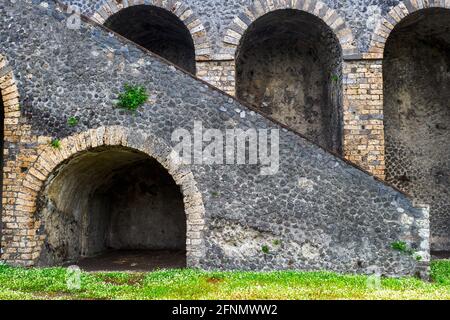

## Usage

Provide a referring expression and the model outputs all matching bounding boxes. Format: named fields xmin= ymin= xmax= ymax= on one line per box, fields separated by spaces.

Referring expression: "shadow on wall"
xmin=104 ymin=4 xmax=196 ymax=74
xmin=384 ymin=8 xmax=450 ymax=252
xmin=36 ymin=146 xmax=187 ymax=266
xmin=236 ymin=9 xmax=343 ymax=154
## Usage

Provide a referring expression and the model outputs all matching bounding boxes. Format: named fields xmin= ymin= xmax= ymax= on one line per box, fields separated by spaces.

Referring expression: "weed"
xmin=116 ymin=84 xmax=148 ymax=111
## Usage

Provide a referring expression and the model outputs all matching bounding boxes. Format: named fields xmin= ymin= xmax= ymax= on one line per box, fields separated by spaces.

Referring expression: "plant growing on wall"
xmin=67 ymin=116 xmax=79 ymax=127
xmin=273 ymin=239 xmax=281 ymax=246
xmin=261 ymin=245 xmax=270 ymax=254
xmin=211 ymin=191 xmax=219 ymax=197
xmin=50 ymin=139 xmax=61 ymax=149
xmin=116 ymin=84 xmax=149 ymax=111
xmin=391 ymin=241 xmax=422 ymax=261
xmin=331 ymin=74 xmax=339 ymax=83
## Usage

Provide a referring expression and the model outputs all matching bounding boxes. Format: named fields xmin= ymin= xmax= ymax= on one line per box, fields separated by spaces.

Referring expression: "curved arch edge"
xmin=221 ymin=0 xmax=358 ymax=60
xmin=15 ymin=126 xmax=206 ymax=267
xmin=0 ymin=53 xmax=23 ymax=264
xmin=368 ymin=1 xmax=450 ymax=59
xmin=0 ymin=54 xmax=20 ymax=125
xmin=90 ymin=0 xmax=212 ymax=61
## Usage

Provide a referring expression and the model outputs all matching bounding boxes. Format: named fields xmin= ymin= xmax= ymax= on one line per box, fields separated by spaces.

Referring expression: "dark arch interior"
xmin=37 ymin=147 xmax=187 ymax=270
xmin=384 ymin=8 xmax=450 ymax=252
xmin=104 ymin=5 xmax=196 ymax=74
xmin=236 ymin=9 xmax=343 ymax=153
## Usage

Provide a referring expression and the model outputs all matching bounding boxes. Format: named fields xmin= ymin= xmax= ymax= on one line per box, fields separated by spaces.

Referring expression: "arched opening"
xmin=36 ymin=146 xmax=187 ymax=270
xmin=384 ymin=8 xmax=450 ymax=252
xmin=104 ymin=5 xmax=196 ymax=74
xmin=236 ymin=9 xmax=343 ymax=152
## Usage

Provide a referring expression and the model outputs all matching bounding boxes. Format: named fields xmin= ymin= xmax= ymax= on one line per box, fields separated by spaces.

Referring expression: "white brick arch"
xmin=14 ymin=126 xmax=206 ymax=267
xmin=90 ymin=0 xmax=212 ymax=60
xmin=0 ymin=53 xmax=22 ymax=262
xmin=0 ymin=53 xmax=20 ymax=130
xmin=221 ymin=0 xmax=357 ymax=59
xmin=368 ymin=0 xmax=450 ymax=58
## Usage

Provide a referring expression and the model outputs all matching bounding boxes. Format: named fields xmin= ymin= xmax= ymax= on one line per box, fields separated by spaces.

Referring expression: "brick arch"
xmin=0 ymin=53 xmax=21 ymax=256
xmin=15 ymin=126 xmax=206 ymax=267
xmin=368 ymin=1 xmax=450 ymax=58
xmin=90 ymin=0 xmax=212 ymax=60
xmin=222 ymin=0 xmax=357 ymax=58
xmin=0 ymin=54 xmax=21 ymax=137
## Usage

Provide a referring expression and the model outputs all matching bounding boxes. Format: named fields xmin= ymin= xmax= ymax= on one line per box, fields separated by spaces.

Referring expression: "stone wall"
xmin=0 ymin=0 xmax=432 ymax=276
xmin=60 ymin=0 xmax=367 ymax=167
xmin=59 ymin=0 xmax=450 ymax=250
xmin=62 ymin=0 xmax=404 ymax=53
xmin=383 ymin=8 xmax=450 ymax=251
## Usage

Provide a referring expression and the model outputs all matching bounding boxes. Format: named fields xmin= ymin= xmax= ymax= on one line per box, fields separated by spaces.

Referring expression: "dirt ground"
xmin=432 ymin=251 xmax=450 ymax=260
xmin=75 ymin=250 xmax=186 ymax=272
xmin=73 ymin=250 xmax=449 ymax=272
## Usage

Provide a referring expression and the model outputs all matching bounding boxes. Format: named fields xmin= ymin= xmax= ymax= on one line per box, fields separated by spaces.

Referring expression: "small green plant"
xmin=67 ymin=116 xmax=79 ymax=127
xmin=391 ymin=241 xmax=409 ymax=253
xmin=261 ymin=245 xmax=270 ymax=254
xmin=273 ymin=239 xmax=281 ymax=246
xmin=391 ymin=241 xmax=422 ymax=261
xmin=331 ymin=74 xmax=339 ymax=83
xmin=211 ymin=191 xmax=220 ymax=197
xmin=50 ymin=139 xmax=61 ymax=149
xmin=116 ymin=84 xmax=148 ymax=111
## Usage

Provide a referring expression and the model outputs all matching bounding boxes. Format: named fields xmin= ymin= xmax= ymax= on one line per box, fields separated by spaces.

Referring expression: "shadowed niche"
xmin=236 ymin=9 xmax=343 ymax=153
xmin=105 ymin=5 xmax=196 ymax=74
xmin=36 ymin=146 xmax=187 ymax=270
xmin=384 ymin=8 xmax=450 ymax=252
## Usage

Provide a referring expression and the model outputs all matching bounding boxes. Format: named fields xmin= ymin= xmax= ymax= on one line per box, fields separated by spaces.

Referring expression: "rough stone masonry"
xmin=0 ymin=0 xmax=448 ymax=276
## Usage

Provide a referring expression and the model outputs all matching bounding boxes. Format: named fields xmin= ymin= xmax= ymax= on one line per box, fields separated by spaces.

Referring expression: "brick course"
xmin=343 ymin=60 xmax=385 ymax=179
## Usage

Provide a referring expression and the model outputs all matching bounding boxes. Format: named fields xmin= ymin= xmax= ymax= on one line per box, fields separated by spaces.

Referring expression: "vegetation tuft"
xmin=116 ymin=84 xmax=148 ymax=111
xmin=50 ymin=139 xmax=61 ymax=149
xmin=331 ymin=74 xmax=339 ymax=83
xmin=391 ymin=241 xmax=422 ymax=261
xmin=67 ymin=117 xmax=79 ymax=127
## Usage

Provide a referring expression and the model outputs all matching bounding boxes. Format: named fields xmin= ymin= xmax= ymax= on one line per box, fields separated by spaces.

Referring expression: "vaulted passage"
xmin=236 ymin=9 xmax=343 ymax=153
xmin=104 ymin=5 xmax=196 ymax=74
xmin=37 ymin=147 xmax=187 ymax=269
xmin=384 ymin=8 xmax=450 ymax=252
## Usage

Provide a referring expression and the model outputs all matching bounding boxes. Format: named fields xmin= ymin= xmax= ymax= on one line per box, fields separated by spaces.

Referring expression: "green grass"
xmin=0 ymin=261 xmax=449 ymax=300
xmin=430 ymin=260 xmax=450 ymax=286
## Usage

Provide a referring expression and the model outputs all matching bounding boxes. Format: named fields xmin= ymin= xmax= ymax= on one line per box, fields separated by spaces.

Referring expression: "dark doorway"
xmin=384 ymin=8 xmax=450 ymax=252
xmin=37 ymin=147 xmax=187 ymax=270
xmin=105 ymin=5 xmax=196 ymax=74
xmin=236 ymin=9 xmax=343 ymax=153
